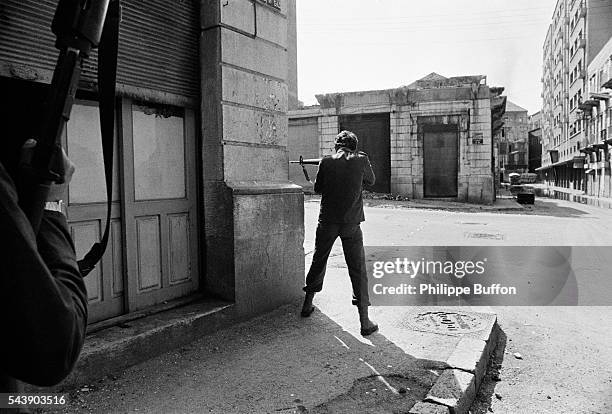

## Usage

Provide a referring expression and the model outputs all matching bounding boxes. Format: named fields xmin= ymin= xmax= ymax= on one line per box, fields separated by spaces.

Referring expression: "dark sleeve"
xmin=313 ymin=158 xmax=326 ymax=194
xmin=0 ymin=165 xmax=88 ymax=386
xmin=363 ymin=155 xmax=376 ymax=187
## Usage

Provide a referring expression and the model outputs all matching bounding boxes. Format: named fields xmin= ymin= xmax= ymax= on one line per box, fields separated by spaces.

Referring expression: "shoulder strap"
xmin=78 ymin=0 xmax=121 ymax=277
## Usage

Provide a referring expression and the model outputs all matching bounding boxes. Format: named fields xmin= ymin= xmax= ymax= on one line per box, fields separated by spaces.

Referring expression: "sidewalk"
xmin=49 ymin=254 xmax=498 ymax=414
xmin=305 ymin=195 xmax=525 ymax=213
xmin=530 ymin=184 xmax=612 ymax=209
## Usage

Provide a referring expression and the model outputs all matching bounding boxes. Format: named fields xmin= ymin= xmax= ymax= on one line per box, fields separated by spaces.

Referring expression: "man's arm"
xmin=363 ymin=154 xmax=376 ymax=187
xmin=0 ymin=164 xmax=87 ymax=386
xmin=313 ymin=158 xmax=326 ymax=194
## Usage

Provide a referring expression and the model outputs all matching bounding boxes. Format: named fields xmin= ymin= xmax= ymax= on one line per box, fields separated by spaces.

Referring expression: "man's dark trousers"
xmin=304 ymin=221 xmax=370 ymax=307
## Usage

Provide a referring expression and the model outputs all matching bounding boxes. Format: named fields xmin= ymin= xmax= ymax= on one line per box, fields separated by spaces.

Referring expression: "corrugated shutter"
xmin=0 ymin=0 xmax=199 ymax=99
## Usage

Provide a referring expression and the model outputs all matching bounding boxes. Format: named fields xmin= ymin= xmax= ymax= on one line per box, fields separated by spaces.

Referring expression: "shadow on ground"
xmin=47 ymin=302 xmax=450 ymax=414
xmin=496 ymin=199 xmax=591 ymax=219
xmin=469 ymin=327 xmax=507 ymax=414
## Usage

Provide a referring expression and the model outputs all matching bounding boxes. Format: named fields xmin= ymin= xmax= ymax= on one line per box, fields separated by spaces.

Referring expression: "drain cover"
xmin=409 ymin=311 xmax=488 ymax=334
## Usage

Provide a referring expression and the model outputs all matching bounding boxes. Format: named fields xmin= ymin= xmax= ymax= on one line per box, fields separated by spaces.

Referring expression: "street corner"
xmin=366 ymin=307 xmax=499 ymax=414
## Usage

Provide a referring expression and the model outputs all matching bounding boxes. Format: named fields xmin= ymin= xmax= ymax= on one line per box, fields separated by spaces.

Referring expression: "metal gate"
xmin=339 ymin=113 xmax=391 ymax=193
xmin=423 ymin=124 xmax=459 ymax=198
xmin=0 ymin=0 xmax=200 ymax=99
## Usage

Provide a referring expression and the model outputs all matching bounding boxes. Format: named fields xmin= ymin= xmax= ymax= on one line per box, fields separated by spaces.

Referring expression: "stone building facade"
xmin=539 ymin=0 xmax=612 ymax=194
xmin=0 ymin=0 xmax=303 ymax=324
xmin=583 ymin=36 xmax=612 ymax=198
xmin=498 ymin=101 xmax=530 ymax=181
xmin=289 ymin=73 xmax=506 ymax=205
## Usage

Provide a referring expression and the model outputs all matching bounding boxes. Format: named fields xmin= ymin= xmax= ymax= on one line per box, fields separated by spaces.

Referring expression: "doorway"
xmin=423 ymin=124 xmax=459 ymax=198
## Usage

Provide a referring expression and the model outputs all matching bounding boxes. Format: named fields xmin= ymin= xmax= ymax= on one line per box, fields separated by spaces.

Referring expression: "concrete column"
xmin=201 ymin=0 xmax=304 ymax=316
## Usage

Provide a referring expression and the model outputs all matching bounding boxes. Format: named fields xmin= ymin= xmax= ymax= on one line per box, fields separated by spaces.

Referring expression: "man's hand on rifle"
xmin=21 ymin=139 xmax=75 ymax=202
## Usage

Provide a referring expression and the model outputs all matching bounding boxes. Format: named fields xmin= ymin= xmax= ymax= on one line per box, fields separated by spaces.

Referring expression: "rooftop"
xmin=505 ymin=100 xmax=528 ymax=113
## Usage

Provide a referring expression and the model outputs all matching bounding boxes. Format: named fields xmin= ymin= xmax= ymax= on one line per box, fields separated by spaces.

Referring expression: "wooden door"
xmin=119 ymin=99 xmax=199 ymax=312
xmin=339 ymin=113 xmax=391 ymax=193
xmin=423 ymin=124 xmax=458 ymax=197
xmin=65 ymin=101 xmax=124 ymax=323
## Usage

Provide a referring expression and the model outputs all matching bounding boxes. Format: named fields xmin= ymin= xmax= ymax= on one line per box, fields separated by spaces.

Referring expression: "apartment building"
xmin=583 ymin=37 xmax=612 ymax=198
xmin=538 ymin=0 xmax=612 ymax=194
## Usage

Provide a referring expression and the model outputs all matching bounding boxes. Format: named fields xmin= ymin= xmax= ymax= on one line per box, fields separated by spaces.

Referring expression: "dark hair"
xmin=334 ymin=130 xmax=358 ymax=151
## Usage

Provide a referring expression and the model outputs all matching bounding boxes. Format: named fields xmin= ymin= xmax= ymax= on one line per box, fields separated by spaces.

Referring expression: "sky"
xmin=296 ymin=0 xmax=555 ymax=114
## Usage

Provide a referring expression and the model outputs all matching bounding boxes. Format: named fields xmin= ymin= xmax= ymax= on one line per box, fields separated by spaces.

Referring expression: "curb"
xmin=410 ymin=317 xmax=500 ymax=414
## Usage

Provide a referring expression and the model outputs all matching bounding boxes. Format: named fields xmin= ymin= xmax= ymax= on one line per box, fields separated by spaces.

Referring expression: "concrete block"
xmin=222 ymin=104 xmax=288 ymax=145
xmin=221 ymin=29 xmax=287 ymax=80
xmin=223 ymin=144 xmax=288 ymax=181
xmin=256 ymin=4 xmax=287 ymax=47
xmin=409 ymin=402 xmax=450 ymax=414
xmin=220 ymin=0 xmax=255 ymax=34
xmin=232 ymin=187 xmax=304 ymax=315
xmin=446 ymin=337 xmax=488 ymax=387
xmin=426 ymin=369 xmax=476 ymax=414
xmin=222 ymin=66 xmax=288 ymax=110
xmin=234 ymin=191 xmax=303 ymax=237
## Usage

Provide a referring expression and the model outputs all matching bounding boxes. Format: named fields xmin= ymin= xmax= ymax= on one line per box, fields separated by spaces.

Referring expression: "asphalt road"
xmin=304 ymin=196 xmax=612 ymax=413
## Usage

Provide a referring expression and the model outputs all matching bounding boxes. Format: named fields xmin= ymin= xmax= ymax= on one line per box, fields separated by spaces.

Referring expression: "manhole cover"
xmin=464 ymin=231 xmax=504 ymax=240
xmin=409 ymin=311 xmax=488 ymax=334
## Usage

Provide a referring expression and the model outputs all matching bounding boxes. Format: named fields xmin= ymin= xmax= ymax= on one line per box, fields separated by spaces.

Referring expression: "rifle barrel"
xmin=289 ymin=156 xmax=322 ymax=165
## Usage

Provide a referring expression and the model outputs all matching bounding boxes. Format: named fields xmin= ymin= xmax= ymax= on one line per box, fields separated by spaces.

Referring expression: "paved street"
xmin=48 ymin=196 xmax=612 ymax=414
xmin=305 ymin=196 xmax=612 ymax=252
xmin=305 ymin=197 xmax=612 ymax=413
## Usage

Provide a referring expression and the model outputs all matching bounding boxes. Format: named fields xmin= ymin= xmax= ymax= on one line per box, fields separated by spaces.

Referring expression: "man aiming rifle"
xmin=300 ymin=130 xmax=379 ymax=336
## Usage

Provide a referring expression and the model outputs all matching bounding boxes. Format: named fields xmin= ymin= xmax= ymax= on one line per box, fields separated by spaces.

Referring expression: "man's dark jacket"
xmin=314 ymin=149 xmax=375 ymax=223
xmin=0 ymin=162 xmax=88 ymax=396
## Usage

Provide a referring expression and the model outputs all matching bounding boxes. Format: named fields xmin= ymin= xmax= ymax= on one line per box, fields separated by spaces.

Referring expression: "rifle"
xmin=17 ymin=0 xmax=121 ymax=276
xmin=289 ymin=156 xmax=322 ymax=182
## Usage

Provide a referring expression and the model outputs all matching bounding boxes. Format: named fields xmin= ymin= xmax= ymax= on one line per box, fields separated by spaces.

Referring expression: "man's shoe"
xmin=301 ymin=292 xmax=315 ymax=317
xmin=360 ymin=320 xmax=379 ymax=336
xmin=358 ymin=306 xmax=379 ymax=336
xmin=300 ymin=306 xmax=315 ymax=318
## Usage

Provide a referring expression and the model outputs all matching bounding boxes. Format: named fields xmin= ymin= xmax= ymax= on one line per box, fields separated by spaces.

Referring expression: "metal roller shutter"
xmin=0 ymin=0 xmax=199 ymax=99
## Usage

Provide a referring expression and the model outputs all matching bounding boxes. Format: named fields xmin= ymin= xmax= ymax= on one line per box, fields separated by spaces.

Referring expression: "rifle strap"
xmin=301 ymin=165 xmax=311 ymax=182
xmin=78 ymin=0 xmax=121 ymax=277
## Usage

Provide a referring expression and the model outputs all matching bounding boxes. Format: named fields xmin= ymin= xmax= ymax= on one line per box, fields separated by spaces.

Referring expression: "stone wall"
xmin=294 ymin=84 xmax=496 ymax=204
xmin=201 ymin=0 xmax=303 ymax=316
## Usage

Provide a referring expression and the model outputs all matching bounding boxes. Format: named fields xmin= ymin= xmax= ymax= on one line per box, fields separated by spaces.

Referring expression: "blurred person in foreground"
xmin=301 ymin=130 xmax=378 ymax=336
xmin=0 ymin=139 xmax=88 ymax=402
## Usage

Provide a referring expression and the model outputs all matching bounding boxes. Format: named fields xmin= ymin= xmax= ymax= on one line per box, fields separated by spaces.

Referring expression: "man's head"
xmin=334 ymin=130 xmax=358 ymax=152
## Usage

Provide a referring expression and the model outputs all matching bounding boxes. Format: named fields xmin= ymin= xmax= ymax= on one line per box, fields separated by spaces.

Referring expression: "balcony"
xmin=578 ymin=99 xmax=598 ymax=112
xmin=590 ymin=92 xmax=610 ymax=102
xmin=602 ymin=72 xmax=612 ymax=90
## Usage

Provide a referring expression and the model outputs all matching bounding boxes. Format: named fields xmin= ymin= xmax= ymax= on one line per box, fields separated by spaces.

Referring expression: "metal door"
xmin=339 ymin=113 xmax=391 ymax=193
xmin=119 ymin=99 xmax=199 ymax=312
xmin=423 ymin=124 xmax=459 ymax=197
